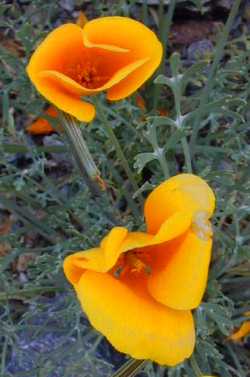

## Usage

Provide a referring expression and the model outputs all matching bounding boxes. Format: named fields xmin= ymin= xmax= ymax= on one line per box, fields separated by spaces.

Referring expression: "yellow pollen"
xmin=192 ymin=210 xmax=213 ymax=241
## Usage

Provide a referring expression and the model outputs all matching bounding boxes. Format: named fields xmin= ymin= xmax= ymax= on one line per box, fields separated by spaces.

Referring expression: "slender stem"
xmin=96 ymin=101 xmax=143 ymax=207
xmin=147 ymin=123 xmax=170 ymax=179
xmin=111 ymin=359 xmax=146 ymax=377
xmin=158 ymin=152 xmax=170 ymax=178
xmin=190 ymin=355 xmax=202 ymax=377
xmin=173 ymin=85 xmax=192 ymax=173
xmin=225 ymin=344 xmax=247 ymax=377
xmin=2 ymin=143 xmax=66 ymax=154
xmin=0 ymin=286 xmax=63 ymax=301
xmin=0 ymin=195 xmax=58 ymax=243
xmin=59 ymin=112 xmax=105 ymax=191
xmin=141 ymin=0 xmax=148 ymax=24
xmin=58 ymin=112 xmax=118 ymax=225
xmin=159 ymin=0 xmax=176 ymax=66
xmin=181 ymin=137 xmax=192 ymax=173
xmin=153 ymin=0 xmax=177 ymax=111
xmin=1 ymin=337 xmax=8 ymax=376
xmin=110 ymin=162 xmax=142 ymax=220
xmin=189 ymin=0 xmax=242 ymax=153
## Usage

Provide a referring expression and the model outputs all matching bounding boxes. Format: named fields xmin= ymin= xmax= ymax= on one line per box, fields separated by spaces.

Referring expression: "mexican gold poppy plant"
xmin=26 ymin=106 xmax=57 ymax=135
xmin=26 ymin=17 xmax=162 ymax=122
xmin=229 ymin=311 xmax=250 ymax=342
xmin=64 ymin=174 xmax=215 ymax=365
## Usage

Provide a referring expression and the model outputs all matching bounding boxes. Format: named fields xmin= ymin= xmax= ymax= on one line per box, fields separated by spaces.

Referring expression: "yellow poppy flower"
xmin=26 ymin=17 xmax=162 ymax=122
xmin=64 ymin=174 xmax=215 ymax=365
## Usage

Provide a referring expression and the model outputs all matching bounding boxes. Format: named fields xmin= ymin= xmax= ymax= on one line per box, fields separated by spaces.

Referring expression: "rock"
xmin=170 ymin=21 xmax=220 ymax=46
xmin=43 ymin=134 xmax=68 ymax=163
xmin=59 ymin=0 xmax=74 ymax=11
xmin=7 ymin=295 xmax=116 ymax=377
xmin=16 ymin=252 xmax=36 ymax=272
xmin=187 ymin=39 xmax=214 ymax=62
xmin=217 ymin=0 xmax=235 ymax=10
xmin=243 ymin=1 xmax=250 ymax=22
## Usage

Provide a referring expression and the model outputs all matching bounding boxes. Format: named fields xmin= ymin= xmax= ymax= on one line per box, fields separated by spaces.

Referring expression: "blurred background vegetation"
xmin=0 ymin=0 xmax=249 ymax=376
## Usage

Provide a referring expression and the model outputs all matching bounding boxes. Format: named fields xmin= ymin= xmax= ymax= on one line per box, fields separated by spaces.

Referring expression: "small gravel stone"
xmin=187 ymin=39 xmax=214 ymax=62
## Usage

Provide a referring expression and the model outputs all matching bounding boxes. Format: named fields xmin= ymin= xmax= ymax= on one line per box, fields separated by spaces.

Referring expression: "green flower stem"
xmin=111 ymin=359 xmax=146 ymax=377
xmin=153 ymin=0 xmax=177 ymax=111
xmin=158 ymin=151 xmax=170 ymax=179
xmin=173 ymin=86 xmax=193 ymax=173
xmin=95 ymin=101 xmax=143 ymax=207
xmin=181 ymin=136 xmax=192 ymax=173
xmin=225 ymin=344 xmax=247 ymax=377
xmin=148 ymin=123 xmax=170 ymax=179
xmin=189 ymin=0 xmax=242 ymax=154
xmin=0 ymin=194 xmax=58 ymax=243
xmin=141 ymin=0 xmax=148 ymax=24
xmin=110 ymin=161 xmax=142 ymax=221
xmin=59 ymin=113 xmax=103 ymax=190
xmin=59 ymin=112 xmax=118 ymax=225
xmin=1 ymin=337 xmax=8 ymax=376
xmin=190 ymin=355 xmax=202 ymax=377
xmin=0 ymin=286 xmax=63 ymax=301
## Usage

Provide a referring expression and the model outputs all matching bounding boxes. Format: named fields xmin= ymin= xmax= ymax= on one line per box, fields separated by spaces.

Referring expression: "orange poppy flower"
xmin=26 ymin=17 xmax=162 ymax=122
xmin=26 ymin=106 xmax=58 ymax=135
xmin=229 ymin=322 xmax=250 ymax=342
xmin=229 ymin=311 xmax=250 ymax=342
xmin=64 ymin=174 xmax=215 ymax=365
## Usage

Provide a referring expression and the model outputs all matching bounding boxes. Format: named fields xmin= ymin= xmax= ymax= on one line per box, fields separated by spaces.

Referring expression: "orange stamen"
xmin=66 ymin=60 xmax=109 ymax=89
xmin=112 ymin=249 xmax=152 ymax=278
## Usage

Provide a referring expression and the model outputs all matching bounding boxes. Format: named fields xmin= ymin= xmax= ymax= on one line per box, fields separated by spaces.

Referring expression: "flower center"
xmin=112 ymin=249 xmax=152 ymax=279
xmin=66 ymin=61 xmax=109 ymax=89
xmin=192 ymin=211 xmax=212 ymax=241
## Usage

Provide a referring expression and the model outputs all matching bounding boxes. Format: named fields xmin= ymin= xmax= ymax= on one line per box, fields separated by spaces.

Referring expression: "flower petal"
xmin=39 ymin=57 xmax=148 ymax=95
xmin=27 ymin=23 xmax=85 ymax=80
xmin=144 ymin=174 xmax=215 ymax=234
xmin=64 ymin=227 xmax=128 ymax=284
xmin=107 ymin=57 xmax=161 ymax=100
xmin=32 ymin=76 xmax=95 ymax=122
xmin=152 ymin=210 xmax=191 ymax=244
xmin=148 ymin=229 xmax=212 ymax=310
xmin=64 ymin=212 xmax=191 ymax=286
xmin=83 ymin=16 xmax=163 ymax=100
xmin=83 ymin=16 xmax=161 ymax=56
xmin=26 ymin=23 xmax=95 ymax=121
xmin=76 ymin=270 xmax=195 ymax=365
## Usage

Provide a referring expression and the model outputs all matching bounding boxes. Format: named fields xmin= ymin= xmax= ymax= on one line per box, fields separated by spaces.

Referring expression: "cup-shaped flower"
xmin=26 ymin=17 xmax=162 ymax=122
xmin=64 ymin=174 xmax=215 ymax=365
